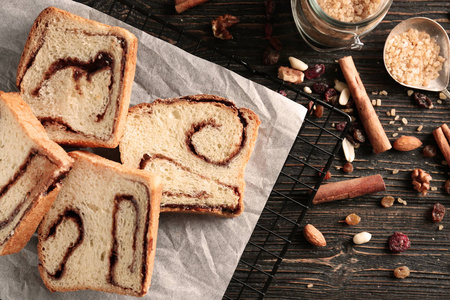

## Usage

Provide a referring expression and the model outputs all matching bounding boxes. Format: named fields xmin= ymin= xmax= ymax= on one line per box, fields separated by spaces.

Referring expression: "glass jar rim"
xmin=308 ymin=0 xmax=393 ymax=28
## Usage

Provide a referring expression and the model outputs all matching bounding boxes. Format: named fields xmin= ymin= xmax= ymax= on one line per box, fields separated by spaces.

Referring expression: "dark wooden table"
xmin=85 ymin=0 xmax=450 ymax=298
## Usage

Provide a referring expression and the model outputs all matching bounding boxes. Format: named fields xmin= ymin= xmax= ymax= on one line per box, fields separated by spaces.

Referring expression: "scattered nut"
xmin=381 ymin=196 xmax=395 ymax=208
xmin=438 ymin=225 xmax=444 ymax=230
xmin=397 ymin=197 xmax=407 ymax=205
xmin=307 ymin=283 xmax=314 ymax=288
xmin=392 ymin=133 xmax=399 ymax=137
xmin=390 ymin=108 xmax=396 ymax=116
xmin=211 ymin=14 xmax=239 ymax=40
xmin=353 ymin=232 xmax=372 ymax=245
xmin=376 ymin=99 xmax=382 ymax=106
xmin=394 ymin=115 xmax=400 ymax=120
xmin=303 ymin=86 xmax=312 ymax=94
xmin=380 ymin=90 xmax=388 ymax=96
xmin=392 ymin=169 xmax=399 ymax=174
xmin=289 ymin=56 xmax=308 ymax=71
xmin=401 ymin=118 xmax=408 ymax=125
xmin=372 ymin=99 xmax=377 ymax=106
xmin=417 ymin=125 xmax=423 ymax=132
xmin=342 ymin=138 xmax=355 ymax=162
xmin=389 ymin=120 xmax=395 ymax=125
xmin=407 ymin=90 xmax=414 ymax=97
xmin=339 ymin=87 xmax=351 ymax=106
xmin=334 ymin=80 xmax=348 ymax=92
xmin=371 ymin=91 xmax=379 ymax=95
xmin=386 ymin=111 xmax=391 ymax=116
xmin=345 ymin=213 xmax=361 ymax=225
xmin=394 ymin=266 xmax=410 ymax=279
xmin=398 ymin=127 xmax=403 ymax=131
xmin=278 ymin=66 xmax=304 ymax=84
xmin=411 ymin=168 xmax=432 ymax=195
xmin=393 ymin=136 xmax=422 ymax=151
xmin=431 ymin=186 xmax=438 ymax=191
xmin=439 ymin=92 xmax=447 ymax=100
xmin=303 ymin=224 xmax=327 ymax=247
xmin=437 ymin=99 xmax=443 ymax=104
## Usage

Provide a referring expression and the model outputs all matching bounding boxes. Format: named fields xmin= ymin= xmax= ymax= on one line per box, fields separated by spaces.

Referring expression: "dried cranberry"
xmin=422 ymin=145 xmax=437 ymax=157
xmin=313 ymin=82 xmax=329 ymax=95
xmin=413 ymin=92 xmax=433 ymax=109
xmin=269 ymin=36 xmax=282 ymax=51
xmin=278 ymin=90 xmax=287 ymax=97
xmin=264 ymin=22 xmax=273 ymax=39
xmin=265 ymin=0 xmax=275 ymax=20
xmin=389 ymin=232 xmax=411 ymax=253
xmin=432 ymin=203 xmax=445 ymax=222
xmin=445 ymin=179 xmax=450 ymax=195
xmin=314 ymin=105 xmax=324 ymax=118
xmin=353 ymin=129 xmax=366 ymax=143
xmin=324 ymin=88 xmax=338 ymax=105
xmin=304 ymin=64 xmax=325 ymax=79
xmin=262 ymin=46 xmax=279 ymax=65
xmin=335 ymin=121 xmax=347 ymax=132
xmin=343 ymin=162 xmax=353 ymax=173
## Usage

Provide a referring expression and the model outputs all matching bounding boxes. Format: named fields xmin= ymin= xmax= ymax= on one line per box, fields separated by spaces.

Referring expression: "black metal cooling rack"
xmin=74 ymin=0 xmax=351 ymax=298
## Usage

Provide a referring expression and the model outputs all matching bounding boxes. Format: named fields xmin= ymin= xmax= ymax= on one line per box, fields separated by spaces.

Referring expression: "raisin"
xmin=422 ymin=145 xmax=437 ymax=157
xmin=265 ymin=0 xmax=275 ymax=20
xmin=335 ymin=121 xmax=347 ymax=132
xmin=262 ymin=46 xmax=279 ymax=65
xmin=389 ymin=232 xmax=411 ymax=253
xmin=324 ymin=88 xmax=338 ymax=105
xmin=394 ymin=266 xmax=410 ymax=279
xmin=353 ymin=129 xmax=366 ymax=143
xmin=304 ymin=64 xmax=325 ymax=79
xmin=381 ymin=196 xmax=395 ymax=208
xmin=278 ymin=90 xmax=287 ymax=97
xmin=445 ymin=179 xmax=450 ymax=195
xmin=269 ymin=36 xmax=282 ymax=51
xmin=264 ymin=22 xmax=273 ymax=39
xmin=314 ymin=105 xmax=324 ymax=118
xmin=345 ymin=213 xmax=361 ymax=225
xmin=413 ymin=92 xmax=433 ymax=109
xmin=432 ymin=203 xmax=445 ymax=222
xmin=343 ymin=162 xmax=353 ymax=173
xmin=345 ymin=134 xmax=358 ymax=146
xmin=313 ymin=82 xmax=329 ymax=95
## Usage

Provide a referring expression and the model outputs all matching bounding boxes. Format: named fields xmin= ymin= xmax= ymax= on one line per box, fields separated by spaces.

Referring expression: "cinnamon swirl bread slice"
xmin=0 ymin=92 xmax=72 ymax=256
xmin=38 ymin=151 xmax=161 ymax=297
xmin=16 ymin=7 xmax=138 ymax=148
xmin=119 ymin=94 xmax=261 ymax=217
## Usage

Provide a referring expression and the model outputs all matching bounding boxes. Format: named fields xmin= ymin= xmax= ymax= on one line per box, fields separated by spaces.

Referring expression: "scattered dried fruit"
xmin=264 ymin=22 xmax=273 ymax=38
xmin=303 ymin=224 xmax=327 ymax=247
xmin=278 ymin=66 xmax=304 ymax=84
xmin=278 ymin=90 xmax=287 ymax=97
xmin=265 ymin=0 xmax=275 ymax=20
xmin=393 ymin=136 xmax=422 ymax=151
xmin=353 ymin=129 xmax=366 ymax=143
xmin=394 ymin=266 xmax=410 ymax=279
xmin=335 ymin=121 xmax=347 ymax=132
xmin=314 ymin=105 xmax=324 ymax=118
xmin=263 ymin=46 xmax=279 ymax=65
xmin=432 ymin=203 xmax=445 ymax=222
xmin=422 ymin=145 xmax=437 ymax=157
xmin=411 ymin=168 xmax=432 ymax=195
xmin=319 ymin=168 xmax=331 ymax=180
xmin=445 ymin=179 xmax=450 ymax=195
xmin=211 ymin=14 xmax=239 ymax=40
xmin=389 ymin=232 xmax=411 ymax=253
xmin=313 ymin=82 xmax=329 ymax=95
xmin=304 ymin=64 xmax=325 ymax=79
xmin=353 ymin=232 xmax=372 ymax=245
xmin=324 ymin=88 xmax=338 ymax=105
xmin=343 ymin=162 xmax=353 ymax=173
xmin=381 ymin=196 xmax=395 ymax=208
xmin=269 ymin=36 xmax=282 ymax=51
xmin=345 ymin=213 xmax=361 ymax=225
xmin=413 ymin=92 xmax=433 ymax=109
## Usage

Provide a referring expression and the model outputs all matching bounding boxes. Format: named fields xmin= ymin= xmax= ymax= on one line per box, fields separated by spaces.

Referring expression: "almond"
xmin=393 ymin=136 xmax=422 ymax=151
xmin=303 ymin=224 xmax=326 ymax=247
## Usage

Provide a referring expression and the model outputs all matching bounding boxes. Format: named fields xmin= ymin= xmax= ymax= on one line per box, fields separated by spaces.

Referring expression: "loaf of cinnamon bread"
xmin=0 ymin=92 xmax=72 ymax=256
xmin=16 ymin=7 xmax=138 ymax=148
xmin=119 ymin=94 xmax=261 ymax=217
xmin=38 ymin=151 xmax=161 ymax=296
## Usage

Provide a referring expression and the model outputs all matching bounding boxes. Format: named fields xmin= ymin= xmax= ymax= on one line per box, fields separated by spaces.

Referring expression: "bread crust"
xmin=0 ymin=92 xmax=72 ymax=255
xmin=37 ymin=151 xmax=161 ymax=297
xmin=122 ymin=94 xmax=261 ymax=217
xmin=16 ymin=7 xmax=138 ymax=148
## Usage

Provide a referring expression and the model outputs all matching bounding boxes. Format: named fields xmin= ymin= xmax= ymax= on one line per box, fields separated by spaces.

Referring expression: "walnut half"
xmin=212 ymin=15 xmax=239 ymax=40
xmin=411 ymin=168 xmax=432 ymax=195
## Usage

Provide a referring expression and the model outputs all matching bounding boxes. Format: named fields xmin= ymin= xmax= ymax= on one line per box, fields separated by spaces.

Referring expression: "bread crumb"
xmin=401 ymin=118 xmax=408 ymax=125
xmin=380 ymin=90 xmax=388 ymax=96
xmin=392 ymin=132 xmax=398 ymax=137
xmin=304 ymin=86 xmax=313 ymax=94
xmin=431 ymin=186 xmax=438 ymax=191
xmin=390 ymin=108 xmax=396 ymax=116
xmin=439 ymin=92 xmax=447 ymax=100
xmin=389 ymin=120 xmax=395 ymax=125
xmin=394 ymin=115 xmax=400 ymax=120
xmin=407 ymin=90 xmax=414 ymax=96
xmin=376 ymin=99 xmax=382 ymax=106
xmin=398 ymin=127 xmax=403 ymax=131
xmin=397 ymin=197 xmax=407 ymax=205
xmin=417 ymin=125 xmax=423 ymax=132
xmin=307 ymin=283 xmax=314 ymax=288
xmin=438 ymin=225 xmax=444 ymax=231
xmin=392 ymin=169 xmax=399 ymax=174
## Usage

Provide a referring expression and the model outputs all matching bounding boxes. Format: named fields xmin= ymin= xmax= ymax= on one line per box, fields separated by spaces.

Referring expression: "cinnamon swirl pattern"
xmin=120 ymin=94 xmax=261 ymax=217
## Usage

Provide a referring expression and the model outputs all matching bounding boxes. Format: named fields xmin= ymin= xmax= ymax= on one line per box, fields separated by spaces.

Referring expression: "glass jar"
xmin=291 ymin=0 xmax=393 ymax=52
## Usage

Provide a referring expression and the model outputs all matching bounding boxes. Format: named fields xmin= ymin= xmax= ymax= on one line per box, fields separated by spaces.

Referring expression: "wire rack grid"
xmin=74 ymin=0 xmax=351 ymax=298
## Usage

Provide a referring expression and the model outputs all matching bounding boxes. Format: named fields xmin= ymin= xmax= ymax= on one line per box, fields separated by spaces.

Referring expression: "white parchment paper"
xmin=0 ymin=1 xmax=307 ymax=299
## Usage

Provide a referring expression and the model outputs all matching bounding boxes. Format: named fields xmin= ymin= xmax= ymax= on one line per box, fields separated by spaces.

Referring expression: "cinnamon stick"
xmin=433 ymin=124 xmax=450 ymax=167
xmin=175 ymin=0 xmax=210 ymax=13
xmin=313 ymin=174 xmax=386 ymax=205
xmin=339 ymin=56 xmax=392 ymax=154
